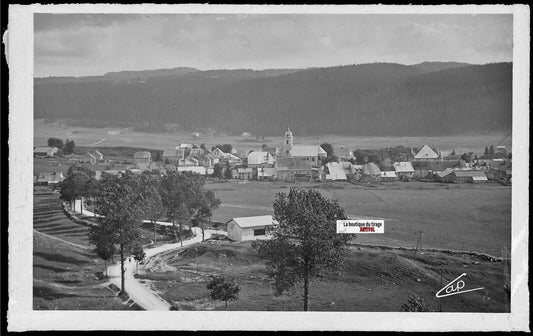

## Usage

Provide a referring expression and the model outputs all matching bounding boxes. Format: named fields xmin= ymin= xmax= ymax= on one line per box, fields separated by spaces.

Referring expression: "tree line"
xmin=60 ymin=166 xmax=220 ymax=294
xmin=35 ymin=62 xmax=512 ymax=137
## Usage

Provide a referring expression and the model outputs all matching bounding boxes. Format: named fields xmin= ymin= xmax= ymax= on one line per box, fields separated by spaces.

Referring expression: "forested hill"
xmin=34 ymin=62 xmax=512 ymax=136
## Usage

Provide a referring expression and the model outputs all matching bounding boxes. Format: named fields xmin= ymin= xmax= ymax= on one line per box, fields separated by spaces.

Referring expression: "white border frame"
xmin=7 ymin=4 xmax=530 ymax=331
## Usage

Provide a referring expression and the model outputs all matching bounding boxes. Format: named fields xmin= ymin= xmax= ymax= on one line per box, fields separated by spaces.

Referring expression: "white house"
xmin=393 ymin=162 xmax=415 ymax=179
xmin=414 ymin=145 xmax=440 ymax=160
xmin=34 ymin=146 xmax=58 ymax=158
xmin=324 ymin=162 xmax=347 ymax=181
xmin=226 ymin=215 xmax=277 ymax=242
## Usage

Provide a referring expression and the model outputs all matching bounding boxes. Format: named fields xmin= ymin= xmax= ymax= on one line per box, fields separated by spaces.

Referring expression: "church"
xmin=281 ymin=126 xmax=327 ymax=168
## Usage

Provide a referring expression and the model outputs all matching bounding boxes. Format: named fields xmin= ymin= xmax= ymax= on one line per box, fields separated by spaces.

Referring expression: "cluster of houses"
xmin=33 ymin=128 xmax=512 ymax=186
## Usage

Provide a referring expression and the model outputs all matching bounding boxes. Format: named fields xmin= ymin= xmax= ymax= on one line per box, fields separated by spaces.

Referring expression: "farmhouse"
xmin=453 ymin=170 xmax=488 ymax=183
xmin=434 ymin=168 xmax=455 ymax=183
xmin=133 ymin=151 xmax=152 ymax=163
xmin=414 ymin=144 xmax=440 ymax=161
xmin=237 ymin=167 xmax=254 ymax=180
xmin=35 ymin=172 xmax=64 ymax=185
xmin=380 ymin=171 xmax=398 ymax=182
xmin=393 ymin=161 xmax=415 ymax=179
xmin=257 ymin=167 xmax=276 ymax=181
xmin=163 ymin=148 xmax=185 ymax=164
xmin=226 ymin=215 xmax=277 ymax=242
xmin=361 ymin=162 xmax=381 ymax=182
xmin=34 ymin=146 xmax=58 ymax=158
xmin=323 ymin=162 xmax=347 ymax=181
xmin=276 ymin=157 xmax=315 ymax=182
xmin=412 ymin=160 xmax=463 ymax=178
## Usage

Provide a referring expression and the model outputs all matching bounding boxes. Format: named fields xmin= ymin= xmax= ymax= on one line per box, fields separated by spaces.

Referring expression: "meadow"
xmin=139 ymin=240 xmax=509 ymax=312
xmin=35 ymin=119 xmax=511 ymax=155
xmin=205 ymin=180 xmax=511 ymax=257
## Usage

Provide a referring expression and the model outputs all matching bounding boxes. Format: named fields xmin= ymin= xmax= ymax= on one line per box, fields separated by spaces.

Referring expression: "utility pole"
xmin=414 ymin=230 xmax=423 ymax=254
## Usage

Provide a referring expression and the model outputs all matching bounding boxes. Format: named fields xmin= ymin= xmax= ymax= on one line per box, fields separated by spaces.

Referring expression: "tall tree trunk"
xmin=80 ymin=197 xmax=83 ymax=215
xmin=225 ymin=300 xmax=228 ymax=311
xmin=120 ymin=244 xmax=125 ymax=293
xmin=201 ymin=223 xmax=205 ymax=242
xmin=172 ymin=216 xmax=177 ymax=243
xmin=180 ymin=221 xmax=183 ymax=247
xmin=153 ymin=220 xmax=157 ymax=244
xmin=104 ymin=259 xmax=108 ymax=278
xmin=303 ymin=257 xmax=309 ymax=311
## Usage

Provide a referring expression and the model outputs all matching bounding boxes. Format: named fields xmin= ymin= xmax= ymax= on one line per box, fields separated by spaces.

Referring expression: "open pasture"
xmin=139 ymin=241 xmax=509 ymax=312
xmin=35 ymin=119 xmax=511 ymax=155
xmin=205 ymin=181 xmax=511 ymax=256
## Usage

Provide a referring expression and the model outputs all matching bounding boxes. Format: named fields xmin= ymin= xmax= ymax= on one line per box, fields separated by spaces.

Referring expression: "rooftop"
xmin=229 ymin=215 xmax=278 ymax=228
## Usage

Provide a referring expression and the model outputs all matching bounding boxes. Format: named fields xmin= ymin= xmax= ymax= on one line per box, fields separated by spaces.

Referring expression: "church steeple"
xmin=284 ymin=125 xmax=294 ymax=156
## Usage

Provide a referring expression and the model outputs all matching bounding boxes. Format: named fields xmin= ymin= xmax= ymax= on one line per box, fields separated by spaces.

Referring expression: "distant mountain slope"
xmin=411 ymin=61 xmax=472 ymax=73
xmin=34 ymin=62 xmax=512 ymax=136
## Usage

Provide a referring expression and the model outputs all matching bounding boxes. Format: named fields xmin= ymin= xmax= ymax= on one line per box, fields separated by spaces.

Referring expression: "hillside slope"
xmin=34 ymin=62 xmax=512 ymax=136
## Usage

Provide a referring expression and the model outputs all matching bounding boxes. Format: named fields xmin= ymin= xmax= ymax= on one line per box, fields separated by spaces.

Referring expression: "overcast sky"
xmin=34 ymin=13 xmax=513 ymax=77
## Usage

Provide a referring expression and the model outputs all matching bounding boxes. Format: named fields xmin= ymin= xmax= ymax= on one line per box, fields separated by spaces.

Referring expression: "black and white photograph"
xmin=6 ymin=4 xmax=530 ymax=332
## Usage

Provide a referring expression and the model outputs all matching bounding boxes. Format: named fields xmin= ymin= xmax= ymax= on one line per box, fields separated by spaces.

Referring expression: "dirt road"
xmin=107 ymin=227 xmax=225 ymax=310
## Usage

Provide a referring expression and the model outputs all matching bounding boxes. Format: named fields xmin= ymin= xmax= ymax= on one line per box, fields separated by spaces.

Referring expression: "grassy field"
xmin=35 ymin=119 xmax=511 ymax=155
xmin=205 ymin=180 xmax=511 ymax=256
xmin=138 ymin=241 xmax=510 ymax=312
xmin=33 ymin=187 xmax=143 ymax=310
xmin=34 ymin=187 xmax=92 ymax=247
xmin=33 ymin=233 xmax=136 ymax=310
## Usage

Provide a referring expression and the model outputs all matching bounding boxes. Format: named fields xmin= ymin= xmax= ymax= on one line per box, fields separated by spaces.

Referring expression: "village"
xmin=31 ymin=126 xmax=514 ymax=312
xmin=34 ymin=126 xmax=512 ymax=188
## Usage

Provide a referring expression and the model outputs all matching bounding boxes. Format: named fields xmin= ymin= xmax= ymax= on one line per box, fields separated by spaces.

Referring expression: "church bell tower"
xmin=284 ymin=125 xmax=294 ymax=156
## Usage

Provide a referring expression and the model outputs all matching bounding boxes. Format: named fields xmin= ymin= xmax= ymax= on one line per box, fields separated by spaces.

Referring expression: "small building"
xmin=133 ymin=151 xmax=152 ymax=164
xmin=35 ymin=172 xmax=64 ymax=185
xmin=198 ymin=154 xmax=218 ymax=168
xmin=453 ymin=170 xmax=488 ymax=183
xmin=412 ymin=160 xmax=463 ymax=178
xmin=393 ymin=162 xmax=415 ymax=179
xmin=434 ymin=168 xmax=455 ymax=183
xmin=257 ymin=167 xmax=276 ymax=181
xmin=414 ymin=145 xmax=440 ymax=161
xmin=380 ymin=171 xmax=398 ymax=182
xmin=163 ymin=148 xmax=185 ymax=164
xmin=241 ymin=132 xmax=252 ymax=137
xmin=237 ymin=167 xmax=254 ymax=180
xmin=211 ymin=148 xmax=228 ymax=160
xmin=362 ymin=162 xmax=381 ymax=181
xmin=323 ymin=162 xmax=348 ymax=181
xmin=226 ymin=215 xmax=277 ymax=242
xmin=34 ymin=146 xmax=58 ymax=158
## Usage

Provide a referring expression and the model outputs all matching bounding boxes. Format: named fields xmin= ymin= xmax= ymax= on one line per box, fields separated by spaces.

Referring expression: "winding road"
xmin=71 ymin=200 xmax=225 ymax=310
xmin=107 ymin=227 xmax=225 ymax=310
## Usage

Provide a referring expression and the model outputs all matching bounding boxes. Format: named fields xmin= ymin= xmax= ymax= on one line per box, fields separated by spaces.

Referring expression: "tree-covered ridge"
xmin=35 ymin=62 xmax=511 ymax=136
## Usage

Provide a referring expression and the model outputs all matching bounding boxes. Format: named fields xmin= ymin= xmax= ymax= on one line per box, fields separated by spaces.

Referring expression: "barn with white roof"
xmin=226 ymin=215 xmax=278 ymax=242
